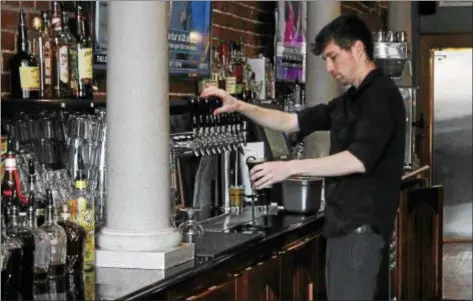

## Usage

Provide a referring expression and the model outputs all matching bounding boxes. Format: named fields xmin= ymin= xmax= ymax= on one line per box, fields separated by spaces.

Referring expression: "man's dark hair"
xmin=310 ymin=15 xmax=374 ymax=61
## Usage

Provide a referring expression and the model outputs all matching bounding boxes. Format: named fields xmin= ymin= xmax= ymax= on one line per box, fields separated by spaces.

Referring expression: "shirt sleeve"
xmin=347 ymin=91 xmax=400 ymax=174
xmin=296 ymin=99 xmax=336 ymax=139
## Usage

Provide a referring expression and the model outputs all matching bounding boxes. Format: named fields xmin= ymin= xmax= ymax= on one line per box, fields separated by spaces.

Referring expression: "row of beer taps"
xmin=172 ymin=96 xmax=248 ymax=157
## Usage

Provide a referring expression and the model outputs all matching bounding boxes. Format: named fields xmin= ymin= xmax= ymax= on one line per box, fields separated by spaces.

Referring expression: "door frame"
xmin=418 ymin=33 xmax=472 ymax=185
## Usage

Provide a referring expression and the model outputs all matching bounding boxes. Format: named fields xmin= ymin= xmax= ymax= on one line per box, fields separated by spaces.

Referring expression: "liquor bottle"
xmin=12 ymin=186 xmax=28 ymax=225
xmin=75 ymin=5 xmax=93 ymax=98
xmin=34 ymin=12 xmax=56 ymax=98
xmin=70 ymin=154 xmax=94 ymax=271
xmin=1 ymin=215 xmax=23 ymax=301
xmin=7 ymin=205 xmax=35 ymax=300
xmin=62 ymin=11 xmax=79 ymax=96
xmin=25 ymin=191 xmax=51 ymax=281
xmin=9 ymin=9 xmax=40 ymax=99
xmin=51 ymin=1 xmax=71 ymax=97
xmin=26 ymin=158 xmax=46 ymax=226
xmin=1 ymin=147 xmax=22 ymax=204
xmin=65 ymin=272 xmax=86 ymax=300
xmin=40 ymin=189 xmax=67 ymax=278
xmin=57 ymin=203 xmax=86 ymax=274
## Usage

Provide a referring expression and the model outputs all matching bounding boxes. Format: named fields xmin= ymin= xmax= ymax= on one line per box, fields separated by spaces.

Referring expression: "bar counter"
xmin=14 ymin=166 xmax=442 ymax=301
xmin=98 ymin=211 xmax=326 ymax=300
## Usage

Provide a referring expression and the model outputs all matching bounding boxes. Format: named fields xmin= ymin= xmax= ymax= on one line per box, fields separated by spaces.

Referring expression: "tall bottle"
xmin=62 ymin=11 xmax=79 ymax=96
xmin=25 ymin=191 xmax=51 ymax=281
xmin=1 ymin=215 xmax=23 ymax=301
xmin=70 ymin=154 xmax=94 ymax=271
xmin=57 ymin=203 xmax=86 ymax=274
xmin=9 ymin=9 xmax=40 ymax=99
xmin=40 ymin=189 xmax=67 ymax=278
xmin=75 ymin=5 xmax=93 ymax=98
xmin=7 ymin=205 xmax=35 ymax=300
xmin=26 ymin=158 xmax=46 ymax=226
xmin=51 ymin=1 xmax=71 ymax=97
xmin=34 ymin=11 xmax=56 ymax=98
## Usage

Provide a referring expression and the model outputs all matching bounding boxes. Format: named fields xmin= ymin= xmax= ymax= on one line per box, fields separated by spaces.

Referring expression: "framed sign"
xmin=275 ymin=0 xmax=307 ymax=83
xmin=91 ymin=1 xmax=212 ymax=78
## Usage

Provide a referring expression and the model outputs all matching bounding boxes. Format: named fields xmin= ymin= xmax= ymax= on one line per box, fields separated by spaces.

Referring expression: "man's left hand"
xmin=250 ymin=161 xmax=293 ymax=189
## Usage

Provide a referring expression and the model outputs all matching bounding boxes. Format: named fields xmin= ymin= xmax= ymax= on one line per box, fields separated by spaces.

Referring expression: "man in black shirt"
xmin=201 ymin=15 xmax=405 ymax=300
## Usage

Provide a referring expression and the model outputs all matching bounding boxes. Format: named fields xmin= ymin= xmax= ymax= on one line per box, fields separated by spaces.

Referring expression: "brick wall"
xmin=1 ymin=1 xmax=387 ymax=100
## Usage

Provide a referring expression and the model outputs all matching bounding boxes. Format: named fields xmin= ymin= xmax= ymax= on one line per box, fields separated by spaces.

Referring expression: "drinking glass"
xmin=178 ymin=208 xmax=204 ymax=243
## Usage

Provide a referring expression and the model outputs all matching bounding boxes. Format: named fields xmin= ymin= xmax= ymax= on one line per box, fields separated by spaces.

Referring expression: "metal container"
xmin=282 ymin=176 xmax=323 ymax=213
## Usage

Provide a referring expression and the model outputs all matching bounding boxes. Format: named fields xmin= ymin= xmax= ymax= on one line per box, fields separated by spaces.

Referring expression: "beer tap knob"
xmin=189 ymin=97 xmax=199 ymax=131
xmin=204 ymin=97 xmax=211 ymax=128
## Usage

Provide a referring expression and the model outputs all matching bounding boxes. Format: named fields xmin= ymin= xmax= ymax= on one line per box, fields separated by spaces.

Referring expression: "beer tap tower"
xmin=169 ymin=96 xmax=248 ymax=215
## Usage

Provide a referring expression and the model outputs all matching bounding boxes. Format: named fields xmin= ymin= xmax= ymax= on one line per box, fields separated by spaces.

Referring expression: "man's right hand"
xmin=200 ymin=85 xmax=241 ymax=116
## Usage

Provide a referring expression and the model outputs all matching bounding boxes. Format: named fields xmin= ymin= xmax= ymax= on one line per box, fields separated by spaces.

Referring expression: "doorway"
xmin=432 ymin=48 xmax=472 ymax=241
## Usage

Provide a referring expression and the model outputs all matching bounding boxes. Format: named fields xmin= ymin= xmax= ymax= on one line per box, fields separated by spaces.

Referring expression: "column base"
xmin=96 ymin=261 xmax=195 ymax=299
xmin=98 ymin=226 xmax=181 ymax=252
xmin=96 ymin=243 xmax=194 ymax=270
xmin=96 ymin=227 xmax=193 ymax=269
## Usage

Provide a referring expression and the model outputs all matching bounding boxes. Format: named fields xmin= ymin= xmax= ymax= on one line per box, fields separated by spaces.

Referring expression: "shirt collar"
xmin=346 ymin=68 xmax=383 ymax=98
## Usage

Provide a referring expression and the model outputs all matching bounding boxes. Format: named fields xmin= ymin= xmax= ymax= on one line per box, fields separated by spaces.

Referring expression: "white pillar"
xmin=388 ymin=1 xmax=412 ymax=87
xmin=96 ymin=1 xmax=190 ymax=270
xmin=304 ymin=1 xmax=341 ymax=158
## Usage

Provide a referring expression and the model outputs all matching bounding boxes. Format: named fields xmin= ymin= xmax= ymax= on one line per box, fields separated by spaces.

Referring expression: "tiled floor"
xmin=443 ymin=242 xmax=473 ymax=300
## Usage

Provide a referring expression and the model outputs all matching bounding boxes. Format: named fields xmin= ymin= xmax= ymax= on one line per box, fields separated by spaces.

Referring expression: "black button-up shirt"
xmin=297 ymin=68 xmax=406 ymax=241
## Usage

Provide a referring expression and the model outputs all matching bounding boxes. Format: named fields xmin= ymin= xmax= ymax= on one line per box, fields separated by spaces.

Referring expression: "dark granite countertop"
xmin=95 ymin=211 xmax=325 ymax=300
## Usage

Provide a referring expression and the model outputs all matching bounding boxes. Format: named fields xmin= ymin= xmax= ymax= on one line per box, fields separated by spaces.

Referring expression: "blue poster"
xmin=168 ymin=0 xmax=212 ymax=78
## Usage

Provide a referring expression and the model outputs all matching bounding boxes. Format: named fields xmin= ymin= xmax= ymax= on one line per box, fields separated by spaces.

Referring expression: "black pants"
xmin=326 ymin=231 xmax=385 ymax=300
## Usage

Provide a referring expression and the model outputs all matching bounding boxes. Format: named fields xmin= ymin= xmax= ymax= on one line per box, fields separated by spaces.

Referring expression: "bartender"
xmin=201 ymin=15 xmax=406 ymax=301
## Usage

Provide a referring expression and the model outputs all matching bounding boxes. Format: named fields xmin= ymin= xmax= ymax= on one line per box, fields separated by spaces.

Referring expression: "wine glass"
xmin=178 ymin=207 xmax=204 ymax=243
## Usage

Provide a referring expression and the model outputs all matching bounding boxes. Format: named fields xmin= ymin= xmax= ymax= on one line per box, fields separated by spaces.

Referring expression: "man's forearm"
xmin=237 ymin=100 xmax=298 ymax=133
xmin=288 ymin=151 xmax=366 ymax=177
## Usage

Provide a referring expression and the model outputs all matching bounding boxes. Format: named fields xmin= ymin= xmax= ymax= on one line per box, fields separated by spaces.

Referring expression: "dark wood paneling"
xmin=396 ymin=185 xmax=444 ymax=300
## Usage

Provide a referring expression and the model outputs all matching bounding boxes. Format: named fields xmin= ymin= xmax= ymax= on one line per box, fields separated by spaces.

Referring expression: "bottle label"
xmin=75 ymin=180 xmax=87 ymax=190
xmin=19 ymin=66 xmax=40 ymax=90
xmin=77 ymin=207 xmax=95 ymax=267
xmin=226 ymin=76 xmax=236 ymax=94
xmin=211 ymin=72 xmax=219 ymax=82
xmin=4 ymin=158 xmax=16 ymax=170
xmin=59 ymin=46 xmax=69 ymax=84
xmin=69 ymin=48 xmax=79 ymax=91
xmin=44 ymin=41 xmax=52 ymax=85
xmin=78 ymin=48 xmax=93 ymax=80
xmin=77 ymin=196 xmax=87 ymax=213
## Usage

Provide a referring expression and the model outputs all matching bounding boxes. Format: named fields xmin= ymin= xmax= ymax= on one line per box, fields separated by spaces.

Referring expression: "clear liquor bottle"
xmin=1 ymin=215 xmax=23 ymax=300
xmin=40 ymin=189 xmax=67 ymax=278
xmin=25 ymin=191 xmax=51 ymax=281
xmin=7 ymin=205 xmax=35 ymax=298
xmin=57 ymin=203 xmax=86 ymax=273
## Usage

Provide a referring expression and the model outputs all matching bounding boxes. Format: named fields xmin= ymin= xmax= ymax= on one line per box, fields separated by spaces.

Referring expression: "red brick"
xmin=20 ymin=1 xmax=34 ymax=8
xmin=35 ymin=1 xmax=50 ymax=10
xmin=2 ymin=52 xmax=14 ymax=72
xmin=1 ymin=1 xmax=20 ymax=7
xmin=1 ymin=31 xmax=16 ymax=52
xmin=1 ymin=73 xmax=10 ymax=93
xmin=1 ymin=8 xmax=19 ymax=30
